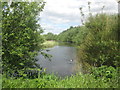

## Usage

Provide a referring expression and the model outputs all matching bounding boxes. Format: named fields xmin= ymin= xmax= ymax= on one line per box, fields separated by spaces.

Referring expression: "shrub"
xmin=79 ymin=14 xmax=119 ymax=67
xmin=2 ymin=2 xmax=45 ymax=72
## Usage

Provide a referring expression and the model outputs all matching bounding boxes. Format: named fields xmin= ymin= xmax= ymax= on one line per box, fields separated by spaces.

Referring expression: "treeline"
xmin=44 ymin=26 xmax=88 ymax=45
xmin=57 ymin=26 xmax=88 ymax=45
xmin=43 ymin=32 xmax=57 ymax=41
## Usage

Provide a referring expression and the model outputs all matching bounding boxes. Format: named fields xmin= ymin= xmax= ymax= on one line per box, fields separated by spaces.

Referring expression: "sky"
xmin=38 ymin=0 xmax=118 ymax=34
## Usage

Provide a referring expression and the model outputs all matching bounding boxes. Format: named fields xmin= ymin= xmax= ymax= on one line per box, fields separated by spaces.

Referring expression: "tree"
xmin=2 ymin=2 xmax=45 ymax=72
xmin=44 ymin=32 xmax=58 ymax=41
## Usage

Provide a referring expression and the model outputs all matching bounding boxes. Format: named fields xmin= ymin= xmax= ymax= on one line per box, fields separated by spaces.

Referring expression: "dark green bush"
xmin=91 ymin=66 xmax=117 ymax=79
xmin=85 ymin=40 xmax=120 ymax=67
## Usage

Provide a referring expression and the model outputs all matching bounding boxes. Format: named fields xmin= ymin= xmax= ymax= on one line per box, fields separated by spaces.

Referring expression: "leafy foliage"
xmin=79 ymin=14 xmax=119 ymax=67
xmin=91 ymin=66 xmax=118 ymax=79
xmin=44 ymin=32 xmax=58 ymax=41
xmin=2 ymin=66 xmax=119 ymax=88
xmin=57 ymin=26 xmax=88 ymax=44
xmin=2 ymin=2 xmax=45 ymax=72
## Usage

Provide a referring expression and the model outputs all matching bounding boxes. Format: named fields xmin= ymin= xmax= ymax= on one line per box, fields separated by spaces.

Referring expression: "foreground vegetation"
xmin=2 ymin=66 xmax=119 ymax=88
xmin=2 ymin=1 xmax=119 ymax=88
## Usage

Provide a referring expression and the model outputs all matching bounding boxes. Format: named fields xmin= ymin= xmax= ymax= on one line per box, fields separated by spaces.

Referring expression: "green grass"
xmin=2 ymin=70 xmax=119 ymax=88
xmin=42 ymin=40 xmax=59 ymax=48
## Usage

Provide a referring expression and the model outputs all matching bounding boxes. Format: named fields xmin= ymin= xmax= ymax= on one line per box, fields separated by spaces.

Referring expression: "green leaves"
xmin=2 ymin=2 xmax=45 ymax=72
xmin=91 ymin=66 xmax=117 ymax=80
xmin=78 ymin=13 xmax=119 ymax=67
xmin=2 ymin=68 xmax=118 ymax=88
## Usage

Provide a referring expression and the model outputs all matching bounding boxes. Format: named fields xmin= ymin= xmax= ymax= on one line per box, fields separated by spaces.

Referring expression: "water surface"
xmin=36 ymin=45 xmax=83 ymax=77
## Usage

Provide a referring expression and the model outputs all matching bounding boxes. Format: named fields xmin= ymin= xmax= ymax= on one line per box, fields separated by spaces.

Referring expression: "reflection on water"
xmin=36 ymin=45 xmax=86 ymax=77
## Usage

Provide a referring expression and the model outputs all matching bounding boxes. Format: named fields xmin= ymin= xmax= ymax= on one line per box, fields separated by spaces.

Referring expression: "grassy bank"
xmin=42 ymin=40 xmax=59 ymax=48
xmin=2 ymin=73 xmax=118 ymax=88
xmin=2 ymin=66 xmax=119 ymax=88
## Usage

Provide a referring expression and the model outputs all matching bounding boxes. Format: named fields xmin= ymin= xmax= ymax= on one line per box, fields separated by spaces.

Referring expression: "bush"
xmin=84 ymin=40 xmax=120 ymax=67
xmin=91 ymin=66 xmax=117 ymax=79
xmin=79 ymin=14 xmax=119 ymax=67
xmin=2 ymin=2 xmax=45 ymax=72
xmin=2 ymin=67 xmax=119 ymax=88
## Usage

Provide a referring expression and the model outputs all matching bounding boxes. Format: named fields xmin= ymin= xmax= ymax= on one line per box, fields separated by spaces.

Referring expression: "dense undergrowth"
xmin=2 ymin=66 xmax=119 ymax=88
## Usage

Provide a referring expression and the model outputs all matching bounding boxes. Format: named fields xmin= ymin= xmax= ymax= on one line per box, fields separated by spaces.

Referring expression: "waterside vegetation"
xmin=2 ymin=1 xmax=119 ymax=88
xmin=2 ymin=66 xmax=119 ymax=88
xmin=42 ymin=40 xmax=59 ymax=48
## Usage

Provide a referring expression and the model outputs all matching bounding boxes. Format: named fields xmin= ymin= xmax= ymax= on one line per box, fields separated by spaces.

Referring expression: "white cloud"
xmin=41 ymin=23 xmax=68 ymax=34
xmin=39 ymin=0 xmax=118 ymax=34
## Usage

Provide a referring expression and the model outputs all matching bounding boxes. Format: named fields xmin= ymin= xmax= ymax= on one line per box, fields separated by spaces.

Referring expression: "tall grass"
xmin=79 ymin=13 xmax=119 ymax=67
xmin=2 ymin=66 xmax=119 ymax=88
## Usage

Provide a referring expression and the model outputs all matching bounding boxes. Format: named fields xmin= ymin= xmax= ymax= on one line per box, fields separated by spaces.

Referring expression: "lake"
xmin=36 ymin=44 xmax=84 ymax=77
